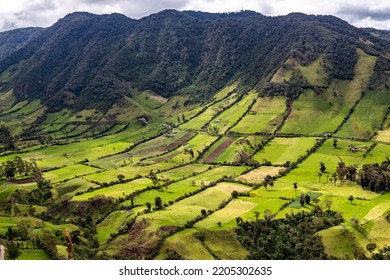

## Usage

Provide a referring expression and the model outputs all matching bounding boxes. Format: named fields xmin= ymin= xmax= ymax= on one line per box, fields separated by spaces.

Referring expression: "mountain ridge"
xmin=0 ymin=10 xmax=389 ymax=113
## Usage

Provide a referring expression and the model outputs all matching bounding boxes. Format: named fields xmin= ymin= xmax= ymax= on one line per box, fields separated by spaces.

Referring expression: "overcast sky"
xmin=0 ymin=0 xmax=389 ymax=32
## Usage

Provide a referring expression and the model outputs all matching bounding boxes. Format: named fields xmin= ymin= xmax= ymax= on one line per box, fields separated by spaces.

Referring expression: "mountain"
xmin=0 ymin=27 xmax=43 ymax=61
xmin=0 ymin=10 xmax=389 ymax=113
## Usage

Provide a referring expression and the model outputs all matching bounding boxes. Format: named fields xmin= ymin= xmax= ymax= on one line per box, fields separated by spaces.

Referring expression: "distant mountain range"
xmin=0 ymin=10 xmax=389 ymax=112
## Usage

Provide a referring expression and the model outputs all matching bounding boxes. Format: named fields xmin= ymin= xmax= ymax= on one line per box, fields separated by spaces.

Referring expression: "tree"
xmin=293 ymin=182 xmax=298 ymax=194
xmin=320 ymin=162 xmax=326 ymax=173
xmin=333 ymin=138 xmax=338 ymax=148
xmin=0 ymin=125 xmax=15 ymax=150
xmin=348 ymin=195 xmax=354 ymax=205
xmin=325 ymin=200 xmax=333 ymax=211
xmin=117 ymin=174 xmax=125 ymax=182
xmin=6 ymin=241 xmax=20 ymax=260
xmin=146 ymin=202 xmax=152 ymax=211
xmin=317 ymin=172 xmax=323 ymax=183
xmin=304 ymin=194 xmax=311 ymax=204
xmin=253 ymin=211 xmax=260 ymax=220
xmin=300 ymin=197 xmax=305 ymax=207
xmin=366 ymin=243 xmax=377 ymax=253
xmin=231 ymin=190 xmax=239 ymax=198
xmin=154 ymin=196 xmax=163 ymax=209
xmin=201 ymin=209 xmax=207 ymax=217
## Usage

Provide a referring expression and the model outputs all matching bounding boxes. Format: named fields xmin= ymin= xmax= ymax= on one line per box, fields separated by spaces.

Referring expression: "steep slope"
xmin=0 ymin=10 xmax=389 ymax=114
xmin=0 ymin=27 xmax=43 ymax=61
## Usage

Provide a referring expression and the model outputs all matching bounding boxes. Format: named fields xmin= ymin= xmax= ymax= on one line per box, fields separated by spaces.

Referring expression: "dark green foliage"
xmin=371 ymin=246 xmax=390 ymax=260
xmin=6 ymin=241 xmax=20 ymax=260
xmin=368 ymin=56 xmax=390 ymax=89
xmin=236 ymin=209 xmax=343 ymax=259
xmin=0 ymin=125 xmax=15 ymax=150
xmin=358 ymin=159 xmax=390 ymax=193
xmin=1 ymin=10 xmax=383 ymax=114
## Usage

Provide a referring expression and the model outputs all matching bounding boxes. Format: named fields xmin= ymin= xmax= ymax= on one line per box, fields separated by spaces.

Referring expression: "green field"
xmin=336 ymin=90 xmax=390 ymax=139
xmin=231 ymin=96 xmax=286 ymax=134
xmin=282 ymin=49 xmax=377 ymax=135
xmin=252 ymin=137 xmax=318 ymax=165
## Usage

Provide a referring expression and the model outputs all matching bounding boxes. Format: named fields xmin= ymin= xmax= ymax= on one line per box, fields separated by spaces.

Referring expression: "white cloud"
xmin=0 ymin=0 xmax=389 ymax=31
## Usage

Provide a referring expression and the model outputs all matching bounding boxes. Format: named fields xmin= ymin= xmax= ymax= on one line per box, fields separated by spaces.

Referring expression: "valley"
xmin=0 ymin=10 xmax=390 ymax=260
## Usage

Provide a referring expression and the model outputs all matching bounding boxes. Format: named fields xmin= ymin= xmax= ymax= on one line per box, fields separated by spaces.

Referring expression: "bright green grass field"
xmin=16 ymin=248 xmax=50 ymax=260
xmin=180 ymin=95 xmax=238 ymax=131
xmin=231 ymin=96 xmax=286 ymax=134
xmin=44 ymin=164 xmax=100 ymax=183
xmin=54 ymin=178 xmax=99 ymax=197
xmin=363 ymin=143 xmax=390 ymax=164
xmin=96 ymin=210 xmax=135 ymax=244
xmin=142 ymin=183 xmax=251 ymax=232
xmin=0 ymin=182 xmax=37 ymax=200
xmin=253 ymin=137 xmax=318 ymax=165
xmin=122 ymin=166 xmax=248 ymax=207
xmin=210 ymin=93 xmax=256 ymax=134
xmin=336 ymin=90 xmax=390 ymax=139
xmin=157 ymin=164 xmax=211 ymax=181
xmin=282 ymin=49 xmax=377 ymax=135
xmin=72 ymin=178 xmax=153 ymax=201
xmin=155 ymin=229 xmax=214 ymax=260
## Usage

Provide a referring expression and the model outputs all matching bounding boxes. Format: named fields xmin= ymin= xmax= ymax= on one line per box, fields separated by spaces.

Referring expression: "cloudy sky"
xmin=0 ymin=0 xmax=389 ymax=32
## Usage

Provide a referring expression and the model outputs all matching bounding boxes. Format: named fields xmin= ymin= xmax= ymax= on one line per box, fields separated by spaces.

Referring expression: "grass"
xmin=194 ymin=197 xmax=255 ymax=230
xmin=336 ymin=90 xmax=390 ymax=139
xmin=157 ymin=164 xmax=211 ymax=181
xmin=252 ymin=137 xmax=318 ymax=165
xmin=231 ymin=96 xmax=286 ymax=134
xmin=123 ymin=166 xmax=248 ymax=207
xmin=209 ymin=137 xmax=254 ymax=164
xmin=44 ymin=164 xmax=100 ymax=183
xmin=72 ymin=178 xmax=153 ymax=201
xmin=142 ymin=183 xmax=249 ymax=232
xmin=96 ymin=210 xmax=135 ymax=244
xmin=0 ymin=182 xmax=37 ymax=200
xmin=17 ymin=248 xmax=50 ymax=260
xmin=155 ymin=229 xmax=214 ymax=260
xmin=282 ymin=49 xmax=377 ymax=135
xmin=134 ymin=90 xmax=167 ymax=109
xmin=180 ymin=94 xmax=238 ymax=131
xmin=209 ymin=93 xmax=256 ymax=134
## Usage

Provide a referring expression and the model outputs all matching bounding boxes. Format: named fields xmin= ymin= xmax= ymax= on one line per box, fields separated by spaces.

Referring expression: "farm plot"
xmin=43 ymin=164 xmax=100 ymax=183
xmin=180 ymin=95 xmax=238 ymax=131
xmin=0 ymin=182 xmax=37 ymax=200
xmin=97 ymin=210 xmax=135 ymax=244
xmin=54 ymin=178 xmax=98 ymax=197
xmin=208 ymin=93 xmax=256 ymax=134
xmin=336 ymin=90 xmax=390 ymax=139
xmin=122 ymin=166 xmax=249 ymax=207
xmin=157 ymin=164 xmax=211 ymax=181
xmin=252 ymin=137 xmax=318 ymax=165
xmin=231 ymin=96 xmax=286 ymax=134
xmin=149 ymin=133 xmax=217 ymax=164
xmin=212 ymin=137 xmax=255 ymax=163
xmin=155 ymin=229 xmax=214 ymax=260
xmin=72 ymin=178 xmax=153 ymax=201
xmin=237 ymin=166 xmax=285 ymax=184
xmin=128 ymin=130 xmax=194 ymax=159
xmin=282 ymin=49 xmax=377 ymax=135
xmin=363 ymin=143 xmax=390 ymax=164
xmin=203 ymin=137 xmax=234 ymax=163
xmin=141 ymin=183 xmax=251 ymax=232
